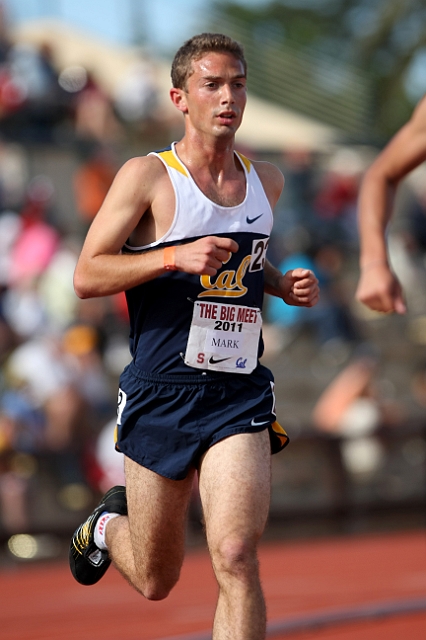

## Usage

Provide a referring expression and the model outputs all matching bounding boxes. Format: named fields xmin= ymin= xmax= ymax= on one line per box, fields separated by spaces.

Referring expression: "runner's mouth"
xmin=217 ymin=112 xmax=237 ymax=123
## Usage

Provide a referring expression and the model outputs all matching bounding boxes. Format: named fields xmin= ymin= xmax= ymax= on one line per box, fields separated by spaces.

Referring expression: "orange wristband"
xmin=163 ymin=245 xmax=177 ymax=271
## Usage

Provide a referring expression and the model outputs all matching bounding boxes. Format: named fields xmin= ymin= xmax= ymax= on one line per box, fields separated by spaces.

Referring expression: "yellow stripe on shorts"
xmin=270 ymin=420 xmax=289 ymax=452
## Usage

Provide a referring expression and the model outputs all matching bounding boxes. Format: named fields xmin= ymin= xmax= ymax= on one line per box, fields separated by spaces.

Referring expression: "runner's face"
xmin=183 ymin=52 xmax=247 ymax=138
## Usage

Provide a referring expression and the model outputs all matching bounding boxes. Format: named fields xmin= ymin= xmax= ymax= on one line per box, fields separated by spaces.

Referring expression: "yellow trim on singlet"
xmin=159 ymin=150 xmax=189 ymax=176
xmin=160 ymin=148 xmax=250 ymax=177
xmin=236 ymin=152 xmax=251 ymax=173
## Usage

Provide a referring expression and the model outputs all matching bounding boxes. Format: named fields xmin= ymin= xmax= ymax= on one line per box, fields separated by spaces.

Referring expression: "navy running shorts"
xmin=115 ymin=362 xmax=289 ymax=480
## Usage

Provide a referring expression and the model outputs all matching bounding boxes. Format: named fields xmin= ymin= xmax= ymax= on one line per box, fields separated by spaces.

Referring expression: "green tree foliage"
xmin=209 ymin=0 xmax=426 ymax=141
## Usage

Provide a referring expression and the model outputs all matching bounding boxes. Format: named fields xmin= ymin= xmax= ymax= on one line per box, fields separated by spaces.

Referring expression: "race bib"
xmin=184 ymin=301 xmax=262 ymax=374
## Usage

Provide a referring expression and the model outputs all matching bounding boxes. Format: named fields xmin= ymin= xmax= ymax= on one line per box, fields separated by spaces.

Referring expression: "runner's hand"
xmin=356 ymin=263 xmax=406 ymax=314
xmin=175 ymin=236 xmax=239 ymax=275
xmin=280 ymin=268 xmax=319 ymax=307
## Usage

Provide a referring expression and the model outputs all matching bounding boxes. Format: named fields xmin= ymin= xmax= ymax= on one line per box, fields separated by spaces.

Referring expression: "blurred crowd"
xmin=0 ymin=154 xmax=131 ymax=533
xmin=265 ymin=146 xmax=365 ymax=353
xmin=0 ymin=5 xmax=142 ymax=537
xmin=0 ymin=4 xmax=161 ymax=146
xmin=0 ymin=4 xmax=425 ymax=546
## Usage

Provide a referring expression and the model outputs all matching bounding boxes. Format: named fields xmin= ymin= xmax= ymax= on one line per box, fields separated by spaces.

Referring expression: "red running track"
xmin=1 ymin=530 xmax=425 ymax=640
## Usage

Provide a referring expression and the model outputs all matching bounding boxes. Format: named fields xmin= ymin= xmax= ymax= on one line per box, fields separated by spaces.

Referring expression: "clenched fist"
xmin=280 ymin=268 xmax=320 ymax=307
xmin=174 ymin=236 xmax=239 ymax=275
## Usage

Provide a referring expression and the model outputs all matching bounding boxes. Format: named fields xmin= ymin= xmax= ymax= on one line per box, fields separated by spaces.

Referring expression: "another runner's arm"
xmin=358 ymin=96 xmax=426 ymax=270
xmin=74 ymin=156 xmax=238 ymax=299
xmin=356 ymin=95 xmax=426 ymax=313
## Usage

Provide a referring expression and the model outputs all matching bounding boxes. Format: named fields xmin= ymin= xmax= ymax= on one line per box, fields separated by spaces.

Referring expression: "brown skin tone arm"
xmin=356 ymin=95 xmax=426 ymax=314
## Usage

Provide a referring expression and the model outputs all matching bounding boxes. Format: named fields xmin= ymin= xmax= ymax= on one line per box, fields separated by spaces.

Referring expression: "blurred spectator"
xmin=407 ymin=361 xmax=426 ymax=421
xmin=0 ymin=210 xmax=21 ymax=287
xmin=4 ymin=336 xmax=85 ymax=453
xmin=9 ymin=43 xmax=53 ymax=103
xmin=9 ymin=177 xmax=58 ymax=285
xmin=73 ymin=142 xmax=116 ymax=227
xmin=0 ymin=442 xmax=32 ymax=532
xmin=1 ymin=176 xmax=60 ymax=339
xmin=74 ymin=70 xmax=123 ymax=143
xmin=0 ymin=311 xmax=18 ymax=367
xmin=265 ymin=240 xmax=359 ymax=350
xmin=61 ymin=323 xmax=113 ymax=418
xmin=0 ymin=40 xmax=70 ymax=143
xmin=2 ymin=278 xmax=47 ymax=339
xmin=272 ymin=149 xmax=317 ymax=243
xmin=311 ymin=351 xmax=404 ymax=479
xmin=114 ymin=57 xmax=158 ymax=123
xmin=89 ymin=417 xmax=125 ymax=494
xmin=37 ymin=237 xmax=80 ymax=332
xmin=73 ymin=292 xmax=131 ymax=377
xmin=313 ymin=147 xmax=364 ymax=246
xmin=0 ymin=61 xmax=27 ymax=121
xmin=0 ymin=331 xmax=91 ymax=531
xmin=0 ymin=141 xmax=28 ymax=209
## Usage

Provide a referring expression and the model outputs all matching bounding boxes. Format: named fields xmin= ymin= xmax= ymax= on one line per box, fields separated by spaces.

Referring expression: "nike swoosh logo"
xmin=209 ymin=356 xmax=231 ymax=365
xmin=251 ymin=419 xmax=270 ymax=427
xmin=246 ymin=214 xmax=263 ymax=224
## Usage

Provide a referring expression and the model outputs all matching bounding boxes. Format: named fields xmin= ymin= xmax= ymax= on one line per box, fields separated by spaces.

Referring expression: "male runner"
xmin=69 ymin=33 xmax=319 ymax=640
xmin=356 ymin=94 xmax=426 ymax=314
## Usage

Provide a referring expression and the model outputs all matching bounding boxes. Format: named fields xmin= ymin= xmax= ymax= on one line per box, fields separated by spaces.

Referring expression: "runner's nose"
xmin=220 ymin=83 xmax=235 ymax=104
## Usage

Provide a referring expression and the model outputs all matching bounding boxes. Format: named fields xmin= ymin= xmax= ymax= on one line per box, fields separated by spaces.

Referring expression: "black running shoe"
xmin=69 ymin=485 xmax=127 ymax=586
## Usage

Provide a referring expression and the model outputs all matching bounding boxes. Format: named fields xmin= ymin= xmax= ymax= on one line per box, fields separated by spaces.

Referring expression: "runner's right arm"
xmin=74 ymin=156 xmax=237 ymax=299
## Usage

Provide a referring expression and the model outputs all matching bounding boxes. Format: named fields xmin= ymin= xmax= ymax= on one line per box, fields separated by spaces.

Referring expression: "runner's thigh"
xmin=198 ymin=430 xmax=271 ymax=548
xmin=125 ymin=456 xmax=195 ymax=573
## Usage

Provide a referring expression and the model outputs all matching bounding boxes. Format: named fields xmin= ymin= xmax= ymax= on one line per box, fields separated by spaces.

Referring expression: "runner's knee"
xmin=211 ymin=535 xmax=259 ymax=582
xmin=132 ymin=569 xmax=180 ymax=601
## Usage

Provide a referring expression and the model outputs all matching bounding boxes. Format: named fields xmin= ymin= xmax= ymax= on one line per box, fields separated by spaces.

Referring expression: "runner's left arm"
xmin=264 ymin=260 xmax=319 ymax=307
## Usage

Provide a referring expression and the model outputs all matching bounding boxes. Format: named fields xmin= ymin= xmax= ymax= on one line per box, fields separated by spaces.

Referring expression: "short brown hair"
xmin=171 ymin=33 xmax=247 ymax=90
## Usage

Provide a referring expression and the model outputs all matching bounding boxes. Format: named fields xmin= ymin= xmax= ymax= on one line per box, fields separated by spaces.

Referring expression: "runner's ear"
xmin=170 ymin=88 xmax=188 ymax=114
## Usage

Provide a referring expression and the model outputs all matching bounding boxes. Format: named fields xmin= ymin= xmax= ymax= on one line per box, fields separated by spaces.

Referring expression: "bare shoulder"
xmin=252 ymin=159 xmax=285 ymax=186
xmin=252 ymin=160 xmax=285 ymax=208
xmin=86 ymin=153 xmax=170 ymax=243
xmin=97 ymin=153 xmax=171 ymax=221
xmin=113 ymin=154 xmax=167 ymax=192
